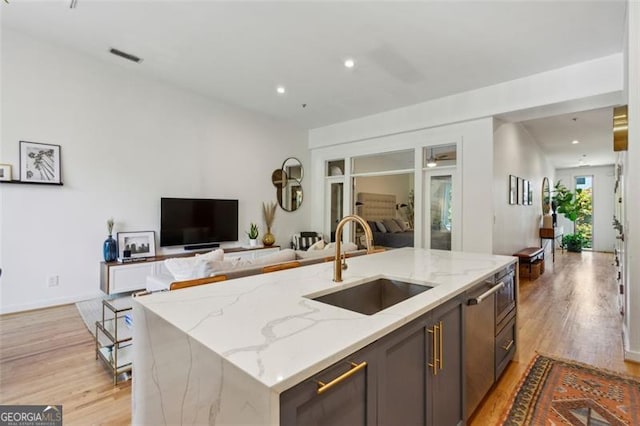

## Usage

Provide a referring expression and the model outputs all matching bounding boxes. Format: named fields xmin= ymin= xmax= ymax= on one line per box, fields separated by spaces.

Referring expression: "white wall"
xmin=0 ymin=30 xmax=309 ymax=313
xmin=555 ymin=166 xmax=615 ymax=253
xmin=492 ymin=120 xmax=555 ymax=256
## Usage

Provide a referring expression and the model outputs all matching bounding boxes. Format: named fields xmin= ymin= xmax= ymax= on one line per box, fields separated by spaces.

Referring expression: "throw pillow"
xmin=383 ymin=218 xmax=402 ymax=233
xmin=165 ymin=256 xmax=218 ymax=281
xmin=253 ymin=249 xmax=297 ymax=266
xmin=367 ymin=220 xmax=379 ymax=232
xmin=394 ymin=218 xmax=409 ymax=232
xmin=324 ymin=242 xmax=358 ymax=252
xmin=307 ymin=239 xmax=325 ymax=251
xmin=375 ymin=221 xmax=387 ymax=233
xmin=195 ymin=249 xmax=225 ymax=262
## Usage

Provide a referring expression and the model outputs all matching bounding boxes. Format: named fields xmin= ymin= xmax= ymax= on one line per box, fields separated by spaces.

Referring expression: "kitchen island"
xmin=132 ymin=248 xmax=516 ymax=425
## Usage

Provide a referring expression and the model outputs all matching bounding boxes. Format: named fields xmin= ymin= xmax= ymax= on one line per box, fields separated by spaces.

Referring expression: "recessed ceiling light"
xmin=572 ymin=140 xmax=580 ymax=144
xmin=344 ymin=58 xmax=355 ymax=69
xmin=276 ymin=86 xmax=286 ymax=95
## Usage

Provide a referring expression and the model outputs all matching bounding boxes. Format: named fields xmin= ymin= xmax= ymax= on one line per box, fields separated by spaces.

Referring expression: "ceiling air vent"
xmin=109 ymin=48 xmax=143 ymax=64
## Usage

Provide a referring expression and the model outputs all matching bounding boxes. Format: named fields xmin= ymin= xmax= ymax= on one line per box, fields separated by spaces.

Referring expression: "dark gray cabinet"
xmin=280 ymin=296 xmax=464 ymax=426
xmin=430 ymin=298 xmax=464 ymax=426
xmin=280 ymin=343 xmax=377 ymax=426
xmin=377 ymin=316 xmax=427 ymax=426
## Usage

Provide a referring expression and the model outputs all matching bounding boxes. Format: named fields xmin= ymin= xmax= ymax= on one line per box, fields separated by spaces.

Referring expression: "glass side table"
xmin=95 ymin=297 xmax=133 ymax=385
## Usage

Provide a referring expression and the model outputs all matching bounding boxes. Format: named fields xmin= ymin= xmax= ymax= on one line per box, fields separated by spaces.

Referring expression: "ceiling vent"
xmin=109 ymin=48 xmax=143 ymax=64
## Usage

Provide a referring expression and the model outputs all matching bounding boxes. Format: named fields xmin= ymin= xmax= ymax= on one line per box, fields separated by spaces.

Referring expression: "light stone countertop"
xmin=133 ymin=247 xmax=516 ymax=393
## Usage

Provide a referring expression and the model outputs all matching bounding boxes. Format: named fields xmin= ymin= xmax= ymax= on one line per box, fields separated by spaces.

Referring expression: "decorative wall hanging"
xmin=20 ymin=141 xmax=62 ymax=184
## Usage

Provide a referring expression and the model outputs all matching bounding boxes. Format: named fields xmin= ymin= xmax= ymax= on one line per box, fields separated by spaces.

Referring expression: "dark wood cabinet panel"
xmin=377 ymin=320 xmax=427 ymax=426
xmin=430 ymin=298 xmax=464 ymax=426
xmin=280 ymin=345 xmax=376 ymax=426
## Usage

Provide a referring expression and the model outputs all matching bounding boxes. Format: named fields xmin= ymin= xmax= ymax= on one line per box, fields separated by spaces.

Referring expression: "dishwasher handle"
xmin=467 ymin=281 xmax=505 ymax=305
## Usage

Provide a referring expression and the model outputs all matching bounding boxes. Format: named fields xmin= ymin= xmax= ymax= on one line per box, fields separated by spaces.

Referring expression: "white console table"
xmin=100 ymin=246 xmax=280 ymax=295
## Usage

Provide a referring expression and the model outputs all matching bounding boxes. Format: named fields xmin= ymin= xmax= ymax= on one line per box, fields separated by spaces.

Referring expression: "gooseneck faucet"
xmin=333 ymin=215 xmax=375 ymax=282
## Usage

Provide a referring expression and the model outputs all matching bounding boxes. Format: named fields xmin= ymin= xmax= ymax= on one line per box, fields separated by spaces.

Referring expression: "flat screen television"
xmin=161 ymin=198 xmax=238 ymax=248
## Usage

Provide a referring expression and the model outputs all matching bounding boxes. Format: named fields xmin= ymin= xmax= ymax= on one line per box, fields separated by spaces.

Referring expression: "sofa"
xmin=146 ymin=242 xmax=369 ymax=292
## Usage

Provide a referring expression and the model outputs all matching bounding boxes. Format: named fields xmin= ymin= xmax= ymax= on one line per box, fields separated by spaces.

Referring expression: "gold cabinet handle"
xmin=439 ymin=320 xmax=443 ymax=371
xmin=428 ymin=324 xmax=439 ymax=375
xmin=316 ymin=361 xmax=367 ymax=395
xmin=501 ymin=339 xmax=514 ymax=352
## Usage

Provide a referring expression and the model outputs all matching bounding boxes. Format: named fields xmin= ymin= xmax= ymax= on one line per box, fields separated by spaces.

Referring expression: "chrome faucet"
xmin=333 ymin=215 xmax=375 ymax=282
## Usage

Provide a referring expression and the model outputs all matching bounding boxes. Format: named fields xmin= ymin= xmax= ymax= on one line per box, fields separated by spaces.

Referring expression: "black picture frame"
xmin=509 ymin=175 xmax=517 ymax=205
xmin=19 ymin=141 xmax=62 ymax=184
xmin=517 ymin=177 xmax=523 ymax=205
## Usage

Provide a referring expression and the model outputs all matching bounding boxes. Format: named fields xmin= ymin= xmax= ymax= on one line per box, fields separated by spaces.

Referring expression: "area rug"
xmin=503 ymin=354 xmax=640 ymax=425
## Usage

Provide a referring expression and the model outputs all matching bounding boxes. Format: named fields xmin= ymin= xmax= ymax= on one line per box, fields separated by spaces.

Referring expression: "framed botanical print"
xmin=20 ymin=141 xmax=62 ymax=184
xmin=509 ymin=175 xmax=517 ymax=205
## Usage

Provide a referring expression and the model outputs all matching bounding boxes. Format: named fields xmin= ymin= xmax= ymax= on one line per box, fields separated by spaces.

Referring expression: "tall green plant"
xmin=553 ymin=181 xmax=592 ymax=251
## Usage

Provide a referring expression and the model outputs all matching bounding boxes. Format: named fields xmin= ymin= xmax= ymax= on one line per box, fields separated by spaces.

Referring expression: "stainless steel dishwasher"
xmin=464 ymin=276 xmax=505 ymax=418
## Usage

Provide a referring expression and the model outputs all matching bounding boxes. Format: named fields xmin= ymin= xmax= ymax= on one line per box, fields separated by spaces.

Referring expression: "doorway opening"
xmin=575 ymin=175 xmax=593 ymax=250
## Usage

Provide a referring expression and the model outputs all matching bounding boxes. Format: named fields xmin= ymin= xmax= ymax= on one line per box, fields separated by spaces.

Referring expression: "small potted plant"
xmin=246 ymin=223 xmax=259 ymax=247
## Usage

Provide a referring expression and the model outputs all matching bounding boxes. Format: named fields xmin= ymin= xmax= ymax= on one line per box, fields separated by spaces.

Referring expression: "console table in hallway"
xmin=539 ymin=226 xmax=564 ymax=262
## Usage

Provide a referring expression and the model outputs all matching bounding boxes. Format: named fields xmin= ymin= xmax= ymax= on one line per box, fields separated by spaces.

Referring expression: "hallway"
xmin=471 ymin=250 xmax=640 ymax=424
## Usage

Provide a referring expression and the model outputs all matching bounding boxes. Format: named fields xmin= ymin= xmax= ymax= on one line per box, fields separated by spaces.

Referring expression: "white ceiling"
xmin=1 ymin=0 xmax=627 ymax=132
xmin=521 ymin=107 xmax=616 ymax=169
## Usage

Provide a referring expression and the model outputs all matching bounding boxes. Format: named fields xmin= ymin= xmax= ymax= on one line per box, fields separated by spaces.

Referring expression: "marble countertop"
xmin=133 ymin=248 xmax=516 ymax=393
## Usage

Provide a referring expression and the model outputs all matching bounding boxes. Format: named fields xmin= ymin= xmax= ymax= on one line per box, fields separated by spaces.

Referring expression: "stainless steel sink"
xmin=311 ymin=278 xmax=433 ymax=315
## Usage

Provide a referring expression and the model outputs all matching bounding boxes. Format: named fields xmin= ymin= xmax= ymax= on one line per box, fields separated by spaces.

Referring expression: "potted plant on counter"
xmin=553 ymin=181 xmax=591 ymax=252
xmin=247 ymin=223 xmax=259 ymax=247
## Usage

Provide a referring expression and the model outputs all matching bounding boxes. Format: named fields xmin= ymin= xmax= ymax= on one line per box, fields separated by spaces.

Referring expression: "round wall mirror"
xmin=541 ymin=177 xmax=551 ymax=214
xmin=272 ymin=157 xmax=303 ymax=212
xmin=282 ymin=157 xmax=304 ymax=182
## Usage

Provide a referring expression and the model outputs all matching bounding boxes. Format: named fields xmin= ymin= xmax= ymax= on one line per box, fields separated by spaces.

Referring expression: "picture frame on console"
xmin=0 ymin=164 xmax=11 ymax=181
xmin=117 ymin=231 xmax=156 ymax=259
xmin=19 ymin=141 xmax=62 ymax=184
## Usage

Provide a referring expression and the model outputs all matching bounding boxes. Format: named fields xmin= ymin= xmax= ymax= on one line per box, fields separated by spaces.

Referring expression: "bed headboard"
xmin=356 ymin=192 xmax=396 ymax=222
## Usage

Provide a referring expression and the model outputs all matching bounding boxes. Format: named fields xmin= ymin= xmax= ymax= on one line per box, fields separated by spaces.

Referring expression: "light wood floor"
xmin=1 ymin=251 xmax=638 ymax=425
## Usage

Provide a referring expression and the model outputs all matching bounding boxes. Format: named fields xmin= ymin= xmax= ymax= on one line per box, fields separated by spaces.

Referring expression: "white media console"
xmin=99 ymin=246 xmax=280 ymax=295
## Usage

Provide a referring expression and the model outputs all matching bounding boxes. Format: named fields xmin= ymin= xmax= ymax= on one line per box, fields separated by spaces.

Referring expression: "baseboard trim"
xmin=624 ymin=349 xmax=640 ymax=363
xmin=0 ymin=291 xmax=103 ymax=315
xmin=622 ymin=325 xmax=640 ymax=363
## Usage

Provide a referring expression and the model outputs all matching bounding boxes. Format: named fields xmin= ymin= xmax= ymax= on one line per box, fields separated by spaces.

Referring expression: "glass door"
xmin=575 ymin=175 xmax=593 ymax=250
xmin=422 ymin=143 xmax=461 ymax=251
xmin=325 ymin=159 xmax=346 ymax=242
xmin=428 ymin=175 xmax=453 ymax=250
xmin=329 ymin=181 xmax=343 ymax=242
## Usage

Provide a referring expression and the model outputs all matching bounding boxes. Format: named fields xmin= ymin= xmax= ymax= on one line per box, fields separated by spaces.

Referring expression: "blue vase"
xmin=103 ymin=235 xmax=117 ymax=262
